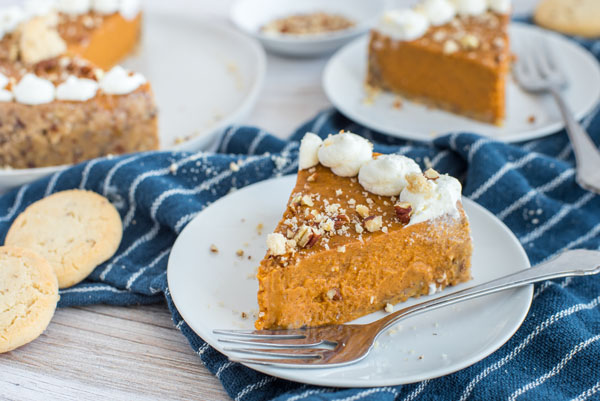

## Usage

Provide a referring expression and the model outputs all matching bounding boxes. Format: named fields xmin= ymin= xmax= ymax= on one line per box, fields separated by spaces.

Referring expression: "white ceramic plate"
xmin=230 ymin=0 xmax=386 ymax=57
xmin=323 ymin=23 xmax=600 ymax=143
xmin=0 ymin=11 xmax=266 ymax=193
xmin=168 ymin=175 xmax=532 ymax=387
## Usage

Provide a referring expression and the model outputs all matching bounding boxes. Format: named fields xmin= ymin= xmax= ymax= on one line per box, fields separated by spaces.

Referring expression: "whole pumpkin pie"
xmin=256 ymin=132 xmax=472 ymax=329
xmin=367 ymin=0 xmax=511 ymax=125
xmin=0 ymin=0 xmax=158 ymax=169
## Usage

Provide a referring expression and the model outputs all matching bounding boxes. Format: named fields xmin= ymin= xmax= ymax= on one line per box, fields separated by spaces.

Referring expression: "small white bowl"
xmin=230 ymin=0 xmax=386 ymax=57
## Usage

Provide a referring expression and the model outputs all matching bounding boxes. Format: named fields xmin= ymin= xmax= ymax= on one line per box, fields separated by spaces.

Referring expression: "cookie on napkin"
xmin=5 ymin=190 xmax=123 ymax=288
xmin=0 ymin=246 xmax=59 ymax=353
xmin=534 ymin=0 xmax=600 ymax=38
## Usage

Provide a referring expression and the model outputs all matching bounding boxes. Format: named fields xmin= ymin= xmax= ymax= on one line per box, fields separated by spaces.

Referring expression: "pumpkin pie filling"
xmin=366 ymin=0 xmax=511 ymax=125
xmin=256 ymin=132 xmax=473 ymax=329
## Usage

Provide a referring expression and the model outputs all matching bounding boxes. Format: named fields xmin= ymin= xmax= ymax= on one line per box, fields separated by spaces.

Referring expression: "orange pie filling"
xmin=256 ymin=132 xmax=473 ymax=329
xmin=366 ymin=0 xmax=511 ymax=125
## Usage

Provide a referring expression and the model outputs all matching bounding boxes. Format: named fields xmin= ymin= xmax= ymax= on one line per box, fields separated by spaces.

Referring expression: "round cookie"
xmin=534 ymin=0 xmax=600 ymax=38
xmin=5 ymin=190 xmax=123 ymax=289
xmin=0 ymin=246 xmax=59 ymax=353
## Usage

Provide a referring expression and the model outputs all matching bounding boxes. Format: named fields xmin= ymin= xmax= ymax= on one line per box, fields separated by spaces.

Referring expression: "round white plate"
xmin=0 ymin=11 xmax=266 ymax=194
xmin=230 ymin=0 xmax=385 ymax=57
xmin=323 ymin=22 xmax=600 ymax=143
xmin=168 ymin=175 xmax=532 ymax=387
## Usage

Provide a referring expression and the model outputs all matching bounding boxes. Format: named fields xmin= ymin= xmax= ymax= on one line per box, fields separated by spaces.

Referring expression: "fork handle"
xmin=551 ymin=89 xmax=600 ymax=185
xmin=377 ymin=249 xmax=600 ymax=332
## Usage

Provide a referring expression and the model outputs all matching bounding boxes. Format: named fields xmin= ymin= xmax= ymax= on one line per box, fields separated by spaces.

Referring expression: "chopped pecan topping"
xmin=424 ymin=168 xmax=440 ymax=181
xmin=326 ymin=288 xmax=342 ymax=301
xmin=395 ymin=202 xmax=413 ymax=224
xmin=364 ymin=215 xmax=382 ymax=232
xmin=307 ymin=173 xmax=317 ymax=182
xmin=306 ymin=231 xmax=321 ymax=248
xmin=334 ymin=214 xmax=349 ymax=229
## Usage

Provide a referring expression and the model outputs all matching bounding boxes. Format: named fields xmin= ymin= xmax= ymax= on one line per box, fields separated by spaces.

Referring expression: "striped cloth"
xmin=1 ymin=32 xmax=600 ymax=401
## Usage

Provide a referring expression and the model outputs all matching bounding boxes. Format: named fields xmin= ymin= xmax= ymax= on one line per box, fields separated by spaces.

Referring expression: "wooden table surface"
xmin=1 ymin=1 xmax=538 ymax=400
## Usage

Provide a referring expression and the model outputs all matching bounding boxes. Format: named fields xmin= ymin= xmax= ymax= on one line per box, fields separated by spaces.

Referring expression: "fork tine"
xmin=228 ymin=357 xmax=331 ymax=366
xmin=218 ymin=337 xmax=325 ymax=348
xmin=213 ymin=328 xmax=306 ymax=339
xmin=223 ymin=347 xmax=327 ymax=359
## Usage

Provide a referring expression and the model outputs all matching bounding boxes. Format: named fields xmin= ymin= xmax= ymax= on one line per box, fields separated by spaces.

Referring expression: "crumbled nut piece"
xmin=209 ymin=244 xmax=219 ymax=253
xmin=370 ymin=295 xmax=375 ymax=304
xmin=424 ymin=168 xmax=440 ymax=180
xmin=493 ymin=37 xmax=505 ymax=49
xmin=395 ymin=202 xmax=413 ymax=224
xmin=241 ymin=312 xmax=247 ymax=319
xmin=433 ymin=30 xmax=446 ymax=42
xmin=306 ymin=231 xmax=321 ymax=248
xmin=267 ymin=233 xmax=287 ymax=256
xmin=286 ymin=228 xmax=295 ymax=239
xmin=418 ymin=355 xmax=424 ymax=360
xmin=337 ymin=245 xmax=346 ymax=253
xmin=256 ymin=223 xmax=264 ymax=234
xmin=20 ymin=15 xmax=67 ymax=64
xmin=384 ymin=303 xmax=394 ymax=313
xmin=326 ymin=288 xmax=342 ymax=301
xmin=258 ymin=311 xmax=265 ymax=317
xmin=294 ymin=225 xmax=311 ymax=247
xmin=406 ymin=173 xmax=431 ymax=195
xmin=321 ymin=219 xmax=335 ymax=232
xmin=356 ymin=204 xmax=369 ymax=218
xmin=301 ymin=194 xmax=314 ymax=207
xmin=460 ymin=34 xmax=480 ymax=50
xmin=335 ymin=189 xmax=343 ymax=196
xmin=229 ymin=161 xmax=240 ymax=172
xmin=364 ymin=216 xmax=383 ymax=232
xmin=443 ymin=40 xmax=459 ymax=54
xmin=169 ymin=163 xmax=178 ymax=174
xmin=355 ymin=223 xmax=364 ymax=234
xmin=334 ymin=214 xmax=349 ymax=229
xmin=236 ymin=249 xmax=244 ymax=257
xmin=393 ymin=97 xmax=403 ymax=109
xmin=307 ymin=173 xmax=317 ymax=182
xmin=348 ymin=198 xmax=356 ymax=206
xmin=382 ymin=226 xmax=388 ymax=233
xmin=528 ymin=115 xmax=536 ymax=124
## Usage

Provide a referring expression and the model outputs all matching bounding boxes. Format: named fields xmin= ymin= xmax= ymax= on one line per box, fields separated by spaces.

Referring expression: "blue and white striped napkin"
xmin=1 ymin=27 xmax=600 ymax=401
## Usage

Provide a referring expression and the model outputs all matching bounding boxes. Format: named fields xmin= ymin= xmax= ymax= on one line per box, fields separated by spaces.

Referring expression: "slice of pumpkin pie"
xmin=256 ymin=132 xmax=472 ymax=329
xmin=367 ymin=0 xmax=511 ymax=125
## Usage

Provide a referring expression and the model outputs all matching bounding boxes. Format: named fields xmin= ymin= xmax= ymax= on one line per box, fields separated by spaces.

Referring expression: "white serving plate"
xmin=168 ymin=175 xmax=532 ymax=387
xmin=230 ymin=0 xmax=386 ymax=57
xmin=323 ymin=23 xmax=600 ymax=143
xmin=0 ymin=11 xmax=266 ymax=193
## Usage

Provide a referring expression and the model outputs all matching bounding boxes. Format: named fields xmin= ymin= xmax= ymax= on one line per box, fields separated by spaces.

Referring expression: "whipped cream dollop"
xmin=488 ymin=0 xmax=511 ymax=14
xmin=399 ymin=173 xmax=462 ymax=226
xmin=56 ymin=0 xmax=91 ymax=15
xmin=454 ymin=0 xmax=487 ymax=16
xmin=92 ymin=0 xmax=119 ymax=14
xmin=56 ymin=75 xmax=99 ymax=101
xmin=317 ymin=132 xmax=373 ymax=177
xmin=419 ymin=0 xmax=456 ymax=26
xmin=377 ymin=9 xmax=430 ymax=41
xmin=24 ymin=0 xmax=57 ymax=17
xmin=13 ymin=73 xmax=56 ymax=105
xmin=358 ymin=154 xmax=422 ymax=196
xmin=118 ymin=0 xmax=141 ymax=20
xmin=298 ymin=132 xmax=323 ymax=170
xmin=0 ymin=6 xmax=26 ymax=40
xmin=99 ymin=65 xmax=146 ymax=95
xmin=0 ymin=72 xmax=8 ymax=89
xmin=0 ymin=89 xmax=13 ymax=102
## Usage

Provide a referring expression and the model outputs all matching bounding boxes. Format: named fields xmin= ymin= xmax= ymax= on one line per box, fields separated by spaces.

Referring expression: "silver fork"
xmin=214 ymin=249 xmax=600 ymax=368
xmin=513 ymin=38 xmax=600 ymax=193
